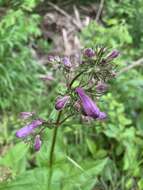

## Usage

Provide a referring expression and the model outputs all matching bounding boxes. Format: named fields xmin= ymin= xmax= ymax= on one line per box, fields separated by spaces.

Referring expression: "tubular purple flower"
xmin=55 ymin=96 xmax=70 ymax=110
xmin=76 ymin=87 xmax=100 ymax=119
xmin=83 ymin=48 xmax=95 ymax=57
xmin=107 ymin=50 xmax=120 ymax=59
xmin=62 ymin=57 xmax=72 ymax=68
xmin=16 ymin=119 xmax=43 ymax=138
xmin=34 ymin=135 xmax=42 ymax=151
xmin=20 ymin=112 xmax=35 ymax=119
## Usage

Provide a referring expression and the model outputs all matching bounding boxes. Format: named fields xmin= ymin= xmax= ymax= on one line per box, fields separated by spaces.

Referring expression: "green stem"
xmin=49 ymin=127 xmax=58 ymax=166
xmin=69 ymin=70 xmax=85 ymax=89
xmin=59 ymin=114 xmax=73 ymax=125
xmin=48 ymin=111 xmax=62 ymax=189
xmin=49 ymin=111 xmax=62 ymax=166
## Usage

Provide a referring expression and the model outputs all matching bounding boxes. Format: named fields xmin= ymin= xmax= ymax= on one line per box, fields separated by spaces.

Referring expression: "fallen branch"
xmin=48 ymin=2 xmax=82 ymax=30
xmin=73 ymin=5 xmax=82 ymax=29
xmin=62 ymin=28 xmax=70 ymax=55
xmin=96 ymin=0 xmax=105 ymax=22
xmin=117 ymin=58 xmax=143 ymax=76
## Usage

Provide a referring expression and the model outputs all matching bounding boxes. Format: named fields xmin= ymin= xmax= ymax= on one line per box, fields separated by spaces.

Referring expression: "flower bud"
xmin=83 ymin=48 xmax=95 ymax=57
xmin=55 ymin=96 xmax=70 ymax=110
xmin=96 ymin=82 xmax=108 ymax=93
xmin=107 ymin=50 xmax=120 ymax=59
xmin=20 ymin=112 xmax=35 ymax=119
xmin=62 ymin=57 xmax=72 ymax=68
xmin=48 ymin=55 xmax=55 ymax=62
xmin=34 ymin=135 xmax=42 ymax=151
xmin=74 ymin=101 xmax=81 ymax=112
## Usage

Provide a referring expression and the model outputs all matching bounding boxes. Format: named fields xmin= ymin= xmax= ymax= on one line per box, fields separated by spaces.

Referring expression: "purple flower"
xmin=96 ymin=82 xmax=108 ymax=93
xmin=107 ymin=50 xmax=120 ymax=59
xmin=55 ymin=96 xmax=70 ymax=110
xmin=34 ymin=135 xmax=42 ymax=151
xmin=62 ymin=57 xmax=72 ymax=68
xmin=83 ymin=48 xmax=95 ymax=57
xmin=101 ymin=59 xmax=107 ymax=65
xmin=16 ymin=119 xmax=43 ymax=138
xmin=20 ymin=112 xmax=35 ymax=119
xmin=76 ymin=87 xmax=106 ymax=120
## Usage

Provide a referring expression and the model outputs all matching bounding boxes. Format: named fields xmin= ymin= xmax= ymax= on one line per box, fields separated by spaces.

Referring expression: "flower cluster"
xmin=16 ymin=112 xmax=44 ymax=151
xmin=16 ymin=47 xmax=119 ymax=151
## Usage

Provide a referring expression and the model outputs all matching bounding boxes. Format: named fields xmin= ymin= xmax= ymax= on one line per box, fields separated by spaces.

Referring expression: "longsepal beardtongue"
xmin=16 ymin=119 xmax=43 ymax=138
xmin=15 ymin=46 xmax=120 ymax=179
xmin=76 ymin=87 xmax=106 ymax=120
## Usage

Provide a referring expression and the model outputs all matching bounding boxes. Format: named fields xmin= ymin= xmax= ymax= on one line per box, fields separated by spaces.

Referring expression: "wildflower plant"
xmin=16 ymin=46 xmax=119 ymax=188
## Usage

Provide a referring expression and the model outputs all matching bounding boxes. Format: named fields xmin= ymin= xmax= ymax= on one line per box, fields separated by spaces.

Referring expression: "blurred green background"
xmin=0 ymin=0 xmax=143 ymax=189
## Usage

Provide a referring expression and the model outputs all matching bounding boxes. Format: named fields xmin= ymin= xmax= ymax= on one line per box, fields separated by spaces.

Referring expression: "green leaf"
xmin=86 ymin=138 xmax=97 ymax=158
xmin=0 ymin=142 xmax=28 ymax=174
xmin=0 ymin=168 xmax=48 ymax=190
xmin=49 ymin=109 xmax=58 ymax=121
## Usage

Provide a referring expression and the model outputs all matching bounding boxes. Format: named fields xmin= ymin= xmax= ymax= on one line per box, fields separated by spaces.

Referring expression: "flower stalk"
xmin=48 ymin=111 xmax=62 ymax=189
xmin=49 ymin=111 xmax=62 ymax=166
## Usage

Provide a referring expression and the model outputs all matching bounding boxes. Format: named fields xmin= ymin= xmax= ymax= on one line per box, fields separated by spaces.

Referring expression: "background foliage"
xmin=0 ymin=0 xmax=143 ymax=190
